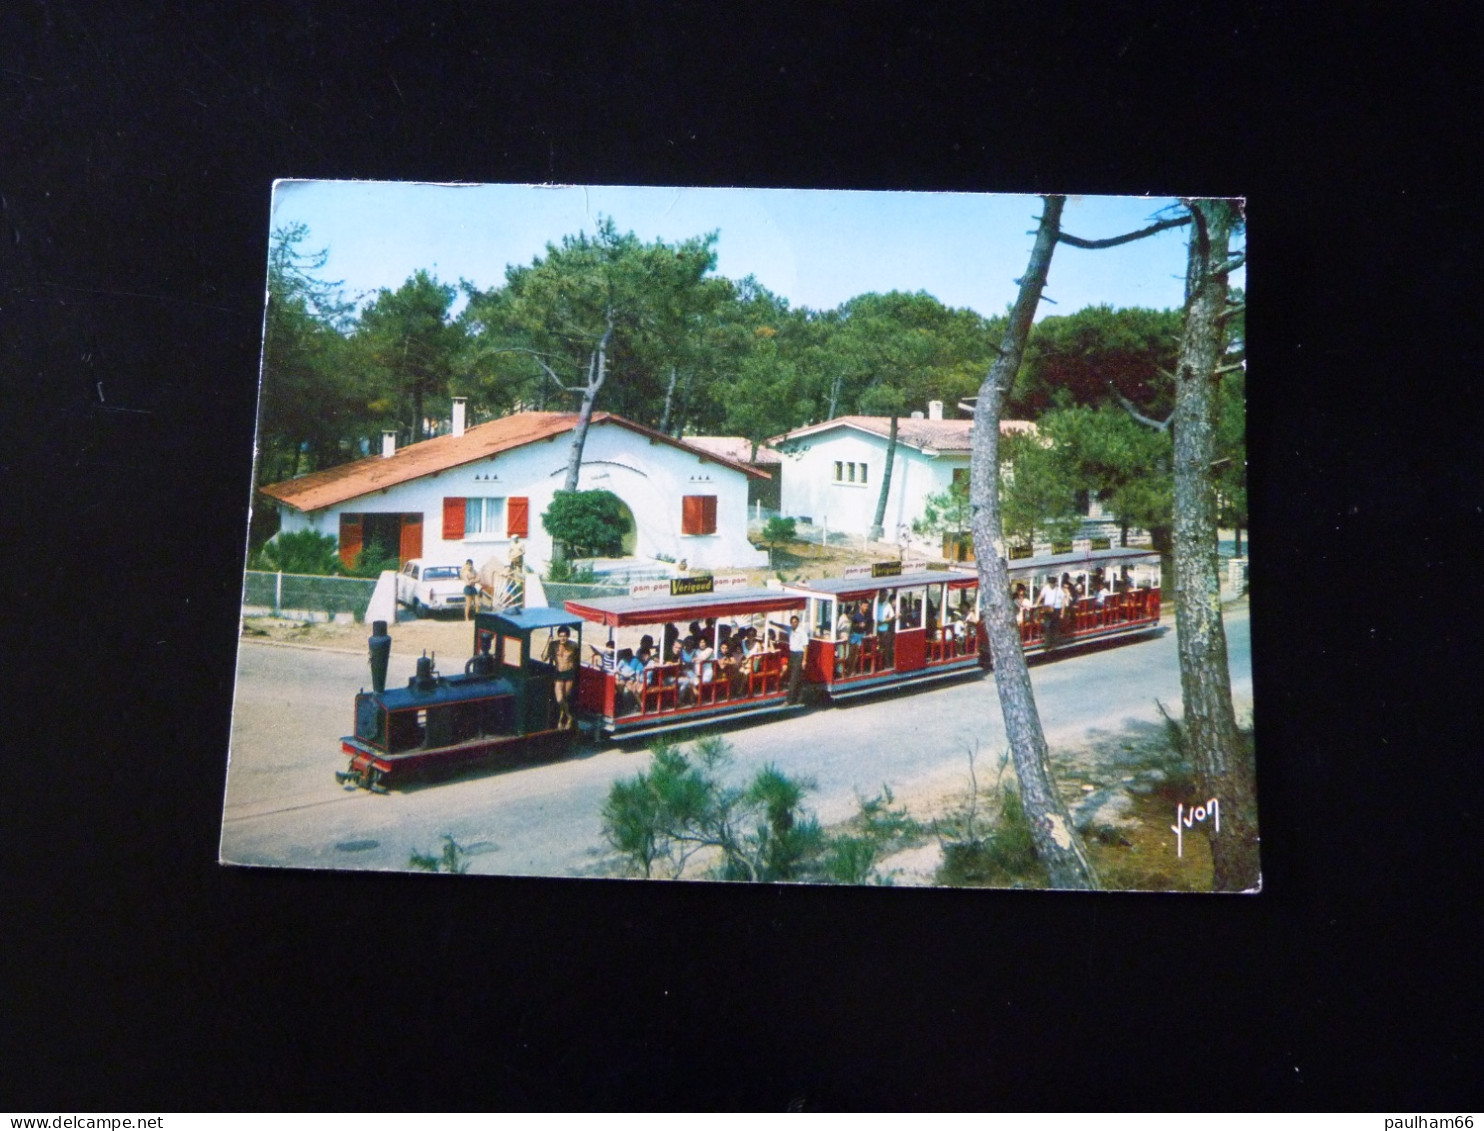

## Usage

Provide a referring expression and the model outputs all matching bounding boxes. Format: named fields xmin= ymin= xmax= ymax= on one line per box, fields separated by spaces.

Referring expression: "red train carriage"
xmin=780 ymin=563 xmax=987 ymax=700
xmin=562 ymin=580 xmax=807 ymax=740
xmin=1003 ymin=546 xmax=1162 ymax=656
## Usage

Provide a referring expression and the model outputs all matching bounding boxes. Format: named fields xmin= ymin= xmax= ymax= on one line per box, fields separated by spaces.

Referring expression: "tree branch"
xmin=1057 ymin=215 xmax=1192 ymax=249
xmin=1212 ymin=251 xmax=1246 ymax=275
xmin=473 ymin=344 xmax=583 ymax=389
xmin=1219 ymin=302 xmax=1246 ymax=324
xmin=1214 ymin=361 xmax=1246 ymax=376
xmin=1109 ymin=383 xmax=1173 ymax=432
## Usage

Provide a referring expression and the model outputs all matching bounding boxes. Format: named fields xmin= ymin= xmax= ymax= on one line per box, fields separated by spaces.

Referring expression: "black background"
xmin=4 ymin=1 xmax=1479 ymax=1111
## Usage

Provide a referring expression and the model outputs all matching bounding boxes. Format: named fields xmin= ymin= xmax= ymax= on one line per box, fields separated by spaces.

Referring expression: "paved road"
xmin=220 ymin=604 xmax=1252 ymax=878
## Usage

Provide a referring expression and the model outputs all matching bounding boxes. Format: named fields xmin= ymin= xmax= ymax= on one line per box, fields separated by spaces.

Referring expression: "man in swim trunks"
xmin=545 ymin=626 xmax=580 ymax=730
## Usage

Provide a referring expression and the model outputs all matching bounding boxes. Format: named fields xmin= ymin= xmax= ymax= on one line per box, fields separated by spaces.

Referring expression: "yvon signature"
xmin=1171 ymin=798 xmax=1220 ymax=857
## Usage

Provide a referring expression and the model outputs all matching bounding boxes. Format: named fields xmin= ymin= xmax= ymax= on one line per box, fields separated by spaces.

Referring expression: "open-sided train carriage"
xmin=780 ymin=563 xmax=988 ymax=701
xmin=562 ymin=580 xmax=808 ymax=740
xmin=1003 ymin=546 xmax=1162 ymax=655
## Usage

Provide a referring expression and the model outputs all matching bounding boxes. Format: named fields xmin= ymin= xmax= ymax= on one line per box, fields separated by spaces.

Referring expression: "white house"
xmin=260 ymin=404 xmax=770 ymax=573
xmin=770 ymin=402 xmax=1036 ymax=542
xmin=680 ymin=436 xmax=784 ymax=511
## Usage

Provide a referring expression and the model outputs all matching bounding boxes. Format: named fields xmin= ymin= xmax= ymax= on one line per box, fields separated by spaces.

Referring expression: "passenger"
xmin=783 ymin=614 xmax=810 ymax=704
xmin=461 ymin=559 xmax=480 ymax=620
xmin=662 ymin=623 xmax=680 ymax=663
xmin=1013 ymin=583 xmax=1031 ymax=626
xmin=626 ymin=647 xmax=655 ymax=709
xmin=1094 ymin=578 xmax=1111 ymax=605
xmin=693 ymin=635 xmax=716 ymax=695
xmin=874 ymin=591 xmax=896 ymax=668
xmin=1038 ymin=574 xmax=1065 ymax=649
xmin=676 ymin=636 xmax=698 ymax=704
xmin=848 ymin=599 xmax=872 ymax=673
xmin=615 ymin=648 xmax=643 ymax=713
xmin=589 ymin=638 xmax=618 ymax=673
xmin=543 ymin=626 xmax=580 ymax=730
xmin=835 ymin=606 xmax=854 ymax=675
xmin=718 ymin=640 xmax=747 ymax=698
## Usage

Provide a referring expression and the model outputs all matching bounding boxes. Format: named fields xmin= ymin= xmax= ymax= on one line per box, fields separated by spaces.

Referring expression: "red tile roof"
xmin=771 ymin=415 xmax=1036 ymax=454
xmin=681 ymin=436 xmax=784 ymax=465
xmin=260 ymin=412 xmax=767 ymax=514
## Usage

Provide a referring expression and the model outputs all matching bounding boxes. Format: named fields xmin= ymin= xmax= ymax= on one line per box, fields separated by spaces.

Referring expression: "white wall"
xmin=278 ymin=420 xmax=767 ymax=572
xmin=777 ymin=426 xmax=963 ymax=540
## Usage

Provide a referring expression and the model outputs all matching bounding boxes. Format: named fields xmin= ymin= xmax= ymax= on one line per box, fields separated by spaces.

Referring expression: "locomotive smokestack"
xmin=413 ymin=653 xmax=437 ymax=692
xmin=367 ymin=620 xmax=391 ymax=693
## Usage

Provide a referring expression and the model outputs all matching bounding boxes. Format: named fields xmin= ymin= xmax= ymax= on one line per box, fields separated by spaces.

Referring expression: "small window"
xmin=847 ymin=463 xmax=856 ymax=483
xmin=858 ymin=462 xmax=868 ymax=485
xmin=833 ymin=461 xmax=843 ymax=482
xmin=466 ymin=497 xmax=506 ymax=536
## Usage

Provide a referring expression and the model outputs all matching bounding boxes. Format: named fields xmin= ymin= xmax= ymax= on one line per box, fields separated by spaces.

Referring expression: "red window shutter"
xmin=682 ymin=495 xmax=717 ymax=535
xmin=507 ymin=496 xmax=529 ymax=537
xmin=338 ymin=514 xmax=362 ymax=568
xmin=442 ymin=497 xmax=465 ymax=540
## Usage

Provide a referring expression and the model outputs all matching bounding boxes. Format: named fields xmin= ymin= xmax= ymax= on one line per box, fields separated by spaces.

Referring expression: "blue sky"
xmin=270 ymin=181 xmax=1243 ymax=320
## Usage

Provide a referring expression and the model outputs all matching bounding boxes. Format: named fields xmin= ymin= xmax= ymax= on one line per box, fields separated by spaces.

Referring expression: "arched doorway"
xmin=614 ymin=497 xmax=638 ymax=556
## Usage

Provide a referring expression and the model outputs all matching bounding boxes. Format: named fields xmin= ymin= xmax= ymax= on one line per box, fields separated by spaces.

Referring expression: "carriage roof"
xmin=563 ymin=587 xmax=805 ymax=628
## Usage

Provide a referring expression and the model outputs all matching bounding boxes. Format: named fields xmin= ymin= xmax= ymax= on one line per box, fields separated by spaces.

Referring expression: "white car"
xmin=396 ymin=559 xmax=473 ymax=617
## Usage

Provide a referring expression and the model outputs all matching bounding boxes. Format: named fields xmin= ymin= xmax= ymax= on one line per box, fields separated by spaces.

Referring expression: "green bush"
xmin=542 ymin=489 xmax=627 ymax=558
xmin=545 ymin=559 xmax=598 ymax=584
xmin=933 ymin=747 xmax=1046 ymax=888
xmin=249 ymin=529 xmax=342 ymax=575
xmin=761 ymin=515 xmax=797 ymax=550
xmin=601 ymin=738 xmax=917 ymax=884
xmin=347 ymin=544 xmax=401 ymax=579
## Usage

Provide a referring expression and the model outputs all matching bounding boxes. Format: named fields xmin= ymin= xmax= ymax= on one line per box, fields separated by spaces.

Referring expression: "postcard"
xmin=221 ymin=181 xmax=1254 ymax=892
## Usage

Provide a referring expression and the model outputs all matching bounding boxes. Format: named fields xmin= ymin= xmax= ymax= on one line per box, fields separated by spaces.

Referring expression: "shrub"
xmin=543 ymin=489 xmax=627 ymax=558
xmin=933 ymin=746 xmax=1046 ymax=888
xmin=601 ymin=738 xmax=916 ymax=883
xmin=546 ymin=559 xmax=598 ymax=584
xmin=249 ymin=529 xmax=343 ymax=575
xmin=761 ymin=515 xmax=797 ymax=550
xmin=348 ymin=544 xmax=402 ymax=579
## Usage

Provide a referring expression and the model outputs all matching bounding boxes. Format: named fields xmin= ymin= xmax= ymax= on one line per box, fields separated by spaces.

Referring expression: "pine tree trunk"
xmin=659 ymin=363 xmax=679 ymax=434
xmin=1172 ymin=200 xmax=1259 ymax=891
xmin=969 ymin=195 xmax=1097 ymax=890
xmin=869 ymin=415 xmax=898 ymax=541
xmin=562 ymin=312 xmax=613 ymax=494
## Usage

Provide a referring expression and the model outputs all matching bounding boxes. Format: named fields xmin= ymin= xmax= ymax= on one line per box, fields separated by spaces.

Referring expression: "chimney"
xmin=451 ymin=397 xmax=467 ymax=437
xmin=910 ymin=411 xmax=925 ymax=420
xmin=382 ymin=430 xmax=397 ymax=458
xmin=928 ymin=400 xmax=944 ymax=420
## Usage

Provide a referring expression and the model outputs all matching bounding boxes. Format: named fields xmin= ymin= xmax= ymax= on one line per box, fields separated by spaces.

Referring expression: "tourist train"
xmin=336 ymin=547 xmax=1162 ymax=791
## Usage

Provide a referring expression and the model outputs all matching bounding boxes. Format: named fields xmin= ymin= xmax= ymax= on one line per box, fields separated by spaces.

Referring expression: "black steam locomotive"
xmin=336 ymin=606 xmax=586 ymax=792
